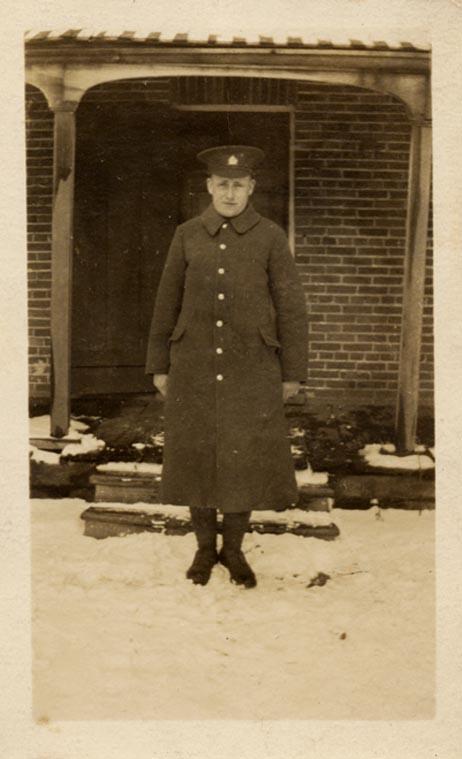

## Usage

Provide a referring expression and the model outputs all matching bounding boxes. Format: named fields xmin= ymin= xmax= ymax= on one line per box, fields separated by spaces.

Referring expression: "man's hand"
xmin=282 ymin=381 xmax=301 ymax=403
xmin=154 ymin=373 xmax=168 ymax=398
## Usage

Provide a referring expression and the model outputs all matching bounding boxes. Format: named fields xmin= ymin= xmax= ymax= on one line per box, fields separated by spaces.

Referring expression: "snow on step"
xmin=96 ymin=462 xmax=163 ymax=476
xmin=61 ymin=434 xmax=106 ymax=458
xmin=359 ymin=443 xmax=435 ymax=471
xmin=295 ymin=468 xmax=329 ymax=486
xmin=29 ymin=415 xmax=106 ymax=458
xmin=29 ymin=445 xmax=61 ymax=465
xmin=29 ymin=415 xmax=89 ymax=440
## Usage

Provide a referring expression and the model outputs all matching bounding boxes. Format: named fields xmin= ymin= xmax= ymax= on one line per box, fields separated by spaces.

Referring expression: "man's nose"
xmin=225 ymin=185 xmax=235 ymax=200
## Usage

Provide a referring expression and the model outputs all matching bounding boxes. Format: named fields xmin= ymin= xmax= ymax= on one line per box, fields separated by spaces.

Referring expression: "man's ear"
xmin=206 ymin=177 xmax=213 ymax=196
xmin=249 ymin=178 xmax=256 ymax=196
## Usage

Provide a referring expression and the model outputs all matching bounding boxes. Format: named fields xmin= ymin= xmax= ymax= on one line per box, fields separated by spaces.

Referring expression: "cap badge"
xmin=227 ymin=154 xmax=239 ymax=165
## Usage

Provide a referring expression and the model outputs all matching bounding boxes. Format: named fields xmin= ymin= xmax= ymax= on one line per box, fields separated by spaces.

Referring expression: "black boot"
xmin=186 ymin=508 xmax=218 ymax=585
xmin=219 ymin=512 xmax=257 ymax=588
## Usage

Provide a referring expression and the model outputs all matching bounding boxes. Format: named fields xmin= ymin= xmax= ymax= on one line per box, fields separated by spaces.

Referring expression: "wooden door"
xmin=72 ymin=145 xmax=178 ymax=395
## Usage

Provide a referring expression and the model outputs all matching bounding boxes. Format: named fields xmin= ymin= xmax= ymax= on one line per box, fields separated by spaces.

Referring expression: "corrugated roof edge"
xmin=23 ymin=30 xmax=431 ymax=52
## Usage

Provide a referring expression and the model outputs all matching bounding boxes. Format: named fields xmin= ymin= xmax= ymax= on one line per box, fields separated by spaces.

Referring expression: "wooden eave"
xmin=24 ymin=41 xmax=430 ymax=77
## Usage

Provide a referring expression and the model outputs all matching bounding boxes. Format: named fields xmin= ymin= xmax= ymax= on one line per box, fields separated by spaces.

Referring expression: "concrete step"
xmin=81 ymin=503 xmax=340 ymax=541
xmin=333 ymin=474 xmax=435 ymax=508
xmin=89 ymin=466 xmax=335 ymax=512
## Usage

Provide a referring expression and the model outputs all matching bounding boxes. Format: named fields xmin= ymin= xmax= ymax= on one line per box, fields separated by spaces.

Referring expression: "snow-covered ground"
xmin=31 ymin=499 xmax=435 ymax=721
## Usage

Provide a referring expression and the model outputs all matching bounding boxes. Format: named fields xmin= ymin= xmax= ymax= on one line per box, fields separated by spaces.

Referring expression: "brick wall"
xmin=26 ymin=84 xmax=53 ymax=399
xmin=421 ymin=206 xmax=433 ymax=396
xmin=294 ymin=83 xmax=433 ymax=403
xmin=25 ymin=76 xmax=434 ymax=405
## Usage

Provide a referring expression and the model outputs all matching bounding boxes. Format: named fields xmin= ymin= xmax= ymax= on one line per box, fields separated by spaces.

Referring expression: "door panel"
xmin=72 ymin=143 xmax=178 ymax=394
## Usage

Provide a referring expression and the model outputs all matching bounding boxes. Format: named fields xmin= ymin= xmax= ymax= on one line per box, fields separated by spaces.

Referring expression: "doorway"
xmin=72 ymin=101 xmax=290 ymax=396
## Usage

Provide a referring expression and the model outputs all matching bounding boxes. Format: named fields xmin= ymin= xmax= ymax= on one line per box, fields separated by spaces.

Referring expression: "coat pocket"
xmin=258 ymin=326 xmax=281 ymax=349
xmin=168 ymin=322 xmax=187 ymax=343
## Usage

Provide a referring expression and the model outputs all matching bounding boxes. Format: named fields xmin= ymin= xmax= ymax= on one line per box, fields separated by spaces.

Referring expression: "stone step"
xmin=333 ymin=474 xmax=435 ymax=507
xmin=30 ymin=436 xmax=79 ymax=452
xmin=81 ymin=503 xmax=340 ymax=541
xmin=90 ymin=469 xmax=162 ymax=505
xmin=89 ymin=466 xmax=335 ymax=512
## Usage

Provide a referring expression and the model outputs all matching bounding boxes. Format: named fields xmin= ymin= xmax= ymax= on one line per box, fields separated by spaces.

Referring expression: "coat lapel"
xmin=230 ymin=204 xmax=261 ymax=234
xmin=200 ymin=205 xmax=224 ymax=236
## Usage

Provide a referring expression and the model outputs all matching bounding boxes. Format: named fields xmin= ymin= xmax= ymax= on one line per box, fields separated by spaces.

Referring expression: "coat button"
xmin=219 ymin=243 xmax=226 ymax=250
xmin=218 ymin=267 xmax=225 ymax=274
xmin=216 ymin=320 xmax=223 ymax=327
xmin=222 ymin=223 xmax=228 ymax=229
xmin=217 ymin=293 xmax=225 ymax=300
xmin=216 ymin=374 xmax=224 ymax=381
xmin=216 ymin=347 xmax=223 ymax=354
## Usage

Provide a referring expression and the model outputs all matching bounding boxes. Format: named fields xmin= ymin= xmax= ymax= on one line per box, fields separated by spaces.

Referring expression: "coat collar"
xmin=200 ymin=203 xmax=261 ymax=236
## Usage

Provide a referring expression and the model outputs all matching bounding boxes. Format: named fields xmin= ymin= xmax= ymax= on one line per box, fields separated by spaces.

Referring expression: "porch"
xmin=25 ymin=30 xmax=432 ymax=454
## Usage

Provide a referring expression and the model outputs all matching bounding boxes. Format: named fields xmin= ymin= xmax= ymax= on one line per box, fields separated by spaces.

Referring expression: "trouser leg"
xmin=186 ymin=507 xmax=218 ymax=585
xmin=219 ymin=511 xmax=256 ymax=588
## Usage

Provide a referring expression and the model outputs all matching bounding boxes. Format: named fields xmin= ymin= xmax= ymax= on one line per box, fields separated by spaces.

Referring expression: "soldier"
xmin=146 ymin=145 xmax=308 ymax=588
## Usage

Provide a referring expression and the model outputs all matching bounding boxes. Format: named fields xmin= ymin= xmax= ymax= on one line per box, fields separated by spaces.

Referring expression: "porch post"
xmin=50 ymin=100 xmax=78 ymax=437
xmin=395 ymin=116 xmax=432 ymax=454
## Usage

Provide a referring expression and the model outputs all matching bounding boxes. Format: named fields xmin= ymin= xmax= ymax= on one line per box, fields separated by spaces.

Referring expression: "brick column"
xmin=50 ymin=100 xmax=78 ymax=437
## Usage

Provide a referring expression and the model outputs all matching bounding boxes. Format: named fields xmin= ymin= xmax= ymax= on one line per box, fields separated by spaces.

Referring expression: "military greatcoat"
xmin=145 ymin=203 xmax=308 ymax=513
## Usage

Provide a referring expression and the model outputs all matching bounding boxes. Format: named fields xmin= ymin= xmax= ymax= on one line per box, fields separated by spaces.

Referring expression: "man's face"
xmin=207 ymin=174 xmax=256 ymax=217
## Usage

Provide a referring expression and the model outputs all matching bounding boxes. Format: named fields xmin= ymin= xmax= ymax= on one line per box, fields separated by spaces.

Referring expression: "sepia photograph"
xmin=2 ymin=0 xmax=462 ymax=757
xmin=25 ymin=18 xmax=436 ymax=721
